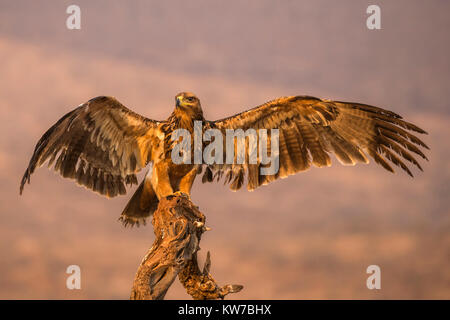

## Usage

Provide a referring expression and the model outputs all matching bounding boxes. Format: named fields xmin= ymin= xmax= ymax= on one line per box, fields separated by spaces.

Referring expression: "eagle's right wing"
xmin=20 ymin=96 xmax=163 ymax=197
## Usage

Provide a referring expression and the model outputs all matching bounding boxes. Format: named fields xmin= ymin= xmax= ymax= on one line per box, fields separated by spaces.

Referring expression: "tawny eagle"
xmin=20 ymin=92 xmax=429 ymax=226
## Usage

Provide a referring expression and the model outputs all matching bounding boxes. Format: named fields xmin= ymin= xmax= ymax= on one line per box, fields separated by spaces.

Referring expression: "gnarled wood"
xmin=130 ymin=193 xmax=243 ymax=300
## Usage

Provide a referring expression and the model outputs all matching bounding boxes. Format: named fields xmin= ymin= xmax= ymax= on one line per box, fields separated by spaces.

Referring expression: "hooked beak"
xmin=176 ymin=96 xmax=182 ymax=108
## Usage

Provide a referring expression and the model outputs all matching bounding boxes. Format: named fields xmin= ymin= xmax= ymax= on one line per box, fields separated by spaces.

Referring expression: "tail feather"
xmin=119 ymin=174 xmax=158 ymax=227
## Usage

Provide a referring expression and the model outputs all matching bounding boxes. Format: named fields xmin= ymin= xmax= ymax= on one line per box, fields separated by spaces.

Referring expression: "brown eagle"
xmin=20 ymin=92 xmax=429 ymax=226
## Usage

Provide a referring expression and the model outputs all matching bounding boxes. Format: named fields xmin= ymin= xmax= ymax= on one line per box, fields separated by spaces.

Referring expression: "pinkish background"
xmin=0 ymin=1 xmax=448 ymax=299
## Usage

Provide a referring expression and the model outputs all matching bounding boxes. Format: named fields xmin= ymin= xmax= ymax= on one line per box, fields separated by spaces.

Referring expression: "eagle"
xmin=20 ymin=92 xmax=429 ymax=226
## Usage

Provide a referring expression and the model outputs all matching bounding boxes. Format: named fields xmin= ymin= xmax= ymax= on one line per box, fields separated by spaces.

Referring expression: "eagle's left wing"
xmin=204 ymin=96 xmax=429 ymax=191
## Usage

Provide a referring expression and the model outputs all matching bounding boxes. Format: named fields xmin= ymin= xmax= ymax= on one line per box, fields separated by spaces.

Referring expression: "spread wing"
xmin=20 ymin=96 xmax=162 ymax=197
xmin=204 ymin=96 xmax=429 ymax=191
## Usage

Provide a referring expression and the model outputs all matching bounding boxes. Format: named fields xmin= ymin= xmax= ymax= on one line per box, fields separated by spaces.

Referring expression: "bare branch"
xmin=130 ymin=193 xmax=243 ymax=300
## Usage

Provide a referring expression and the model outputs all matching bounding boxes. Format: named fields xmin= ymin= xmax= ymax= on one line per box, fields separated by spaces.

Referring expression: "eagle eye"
xmin=186 ymin=96 xmax=196 ymax=102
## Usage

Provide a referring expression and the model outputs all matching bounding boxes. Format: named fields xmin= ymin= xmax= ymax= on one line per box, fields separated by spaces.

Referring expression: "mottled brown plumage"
xmin=20 ymin=93 xmax=429 ymax=226
xmin=207 ymin=96 xmax=429 ymax=191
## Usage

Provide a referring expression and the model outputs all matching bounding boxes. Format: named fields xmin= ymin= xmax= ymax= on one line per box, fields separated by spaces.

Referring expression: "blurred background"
xmin=0 ymin=0 xmax=448 ymax=299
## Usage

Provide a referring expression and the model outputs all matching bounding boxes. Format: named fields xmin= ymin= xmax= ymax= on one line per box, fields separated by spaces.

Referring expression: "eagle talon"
xmin=170 ymin=191 xmax=190 ymax=200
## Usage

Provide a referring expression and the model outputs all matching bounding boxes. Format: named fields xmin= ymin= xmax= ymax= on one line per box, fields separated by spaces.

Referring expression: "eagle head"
xmin=175 ymin=92 xmax=202 ymax=115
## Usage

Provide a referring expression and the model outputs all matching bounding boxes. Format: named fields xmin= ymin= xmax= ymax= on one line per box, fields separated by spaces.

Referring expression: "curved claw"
xmin=170 ymin=191 xmax=190 ymax=199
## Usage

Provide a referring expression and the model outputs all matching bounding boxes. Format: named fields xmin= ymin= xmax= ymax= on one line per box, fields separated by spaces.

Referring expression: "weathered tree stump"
xmin=130 ymin=193 xmax=243 ymax=300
